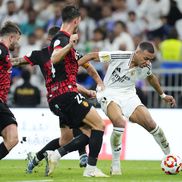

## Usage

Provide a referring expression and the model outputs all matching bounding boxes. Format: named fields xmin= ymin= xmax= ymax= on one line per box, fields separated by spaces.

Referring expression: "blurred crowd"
xmin=0 ymin=0 xmax=181 ymax=107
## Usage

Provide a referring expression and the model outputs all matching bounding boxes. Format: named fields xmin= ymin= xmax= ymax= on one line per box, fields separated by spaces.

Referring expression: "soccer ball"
xmin=161 ymin=154 xmax=182 ymax=174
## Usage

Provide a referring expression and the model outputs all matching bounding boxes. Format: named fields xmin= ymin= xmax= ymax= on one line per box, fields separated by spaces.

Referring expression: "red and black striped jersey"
xmin=49 ymin=31 xmax=79 ymax=94
xmin=24 ymin=45 xmax=79 ymax=102
xmin=0 ymin=42 xmax=11 ymax=103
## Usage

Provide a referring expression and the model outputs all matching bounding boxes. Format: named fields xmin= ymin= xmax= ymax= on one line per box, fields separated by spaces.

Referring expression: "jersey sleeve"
xmin=24 ymin=51 xmax=40 ymax=65
xmin=0 ymin=44 xmax=8 ymax=60
xmin=98 ymin=51 xmax=112 ymax=63
xmin=52 ymin=36 xmax=68 ymax=50
xmin=99 ymin=51 xmax=127 ymax=63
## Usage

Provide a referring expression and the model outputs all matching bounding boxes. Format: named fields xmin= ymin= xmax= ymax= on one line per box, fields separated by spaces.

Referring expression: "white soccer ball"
xmin=161 ymin=154 xmax=182 ymax=175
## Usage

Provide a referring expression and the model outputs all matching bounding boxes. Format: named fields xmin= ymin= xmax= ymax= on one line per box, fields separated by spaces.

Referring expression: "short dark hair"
xmin=48 ymin=26 xmax=60 ymax=37
xmin=0 ymin=21 xmax=21 ymax=36
xmin=139 ymin=41 xmax=154 ymax=53
xmin=22 ymin=69 xmax=30 ymax=82
xmin=62 ymin=5 xmax=80 ymax=23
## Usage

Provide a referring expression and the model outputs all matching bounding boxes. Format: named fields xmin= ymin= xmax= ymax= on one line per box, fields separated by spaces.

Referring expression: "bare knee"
xmin=111 ymin=117 xmax=126 ymax=128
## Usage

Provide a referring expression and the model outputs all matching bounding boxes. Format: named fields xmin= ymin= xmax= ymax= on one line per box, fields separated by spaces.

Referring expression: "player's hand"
xmin=162 ymin=95 xmax=176 ymax=107
xmin=88 ymin=90 xmax=96 ymax=98
xmin=69 ymin=34 xmax=78 ymax=47
xmin=96 ymin=83 xmax=105 ymax=92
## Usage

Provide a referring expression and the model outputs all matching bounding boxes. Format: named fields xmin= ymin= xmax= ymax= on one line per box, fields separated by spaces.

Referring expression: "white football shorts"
xmin=97 ymin=89 xmax=143 ymax=119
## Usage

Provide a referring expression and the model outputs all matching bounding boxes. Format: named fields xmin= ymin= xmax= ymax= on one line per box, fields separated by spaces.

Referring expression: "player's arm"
xmin=77 ymin=83 xmax=96 ymax=98
xmin=51 ymin=34 xmax=78 ymax=64
xmin=10 ymin=57 xmax=28 ymax=66
xmin=78 ymin=52 xmax=99 ymax=66
xmin=78 ymin=51 xmax=114 ymax=66
xmin=147 ymin=74 xmax=176 ymax=107
xmin=82 ymin=63 xmax=105 ymax=91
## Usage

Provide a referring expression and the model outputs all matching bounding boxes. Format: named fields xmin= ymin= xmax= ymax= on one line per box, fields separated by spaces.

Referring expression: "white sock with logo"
xmin=150 ymin=125 xmax=170 ymax=155
xmin=110 ymin=127 xmax=124 ymax=166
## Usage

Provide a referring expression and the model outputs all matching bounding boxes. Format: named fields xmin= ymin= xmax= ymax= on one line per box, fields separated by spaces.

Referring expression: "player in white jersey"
xmin=78 ymin=42 xmax=176 ymax=175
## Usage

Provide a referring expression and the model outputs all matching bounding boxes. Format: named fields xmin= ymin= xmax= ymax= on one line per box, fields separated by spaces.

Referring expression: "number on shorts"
xmin=75 ymin=93 xmax=85 ymax=104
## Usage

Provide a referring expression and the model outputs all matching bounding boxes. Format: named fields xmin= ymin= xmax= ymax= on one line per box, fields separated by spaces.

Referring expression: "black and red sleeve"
xmin=0 ymin=44 xmax=8 ymax=60
xmin=51 ymin=35 xmax=68 ymax=51
xmin=24 ymin=50 xmax=41 ymax=66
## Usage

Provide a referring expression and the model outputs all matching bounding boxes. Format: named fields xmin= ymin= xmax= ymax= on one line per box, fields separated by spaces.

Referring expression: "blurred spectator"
xmin=79 ymin=5 xmax=96 ymax=43
xmin=160 ymin=28 xmax=182 ymax=61
xmin=36 ymin=0 xmax=54 ymax=27
xmin=34 ymin=27 xmax=46 ymax=46
xmin=112 ymin=0 xmax=128 ymax=22
xmin=13 ymin=69 xmax=41 ymax=107
xmin=137 ymin=0 xmax=170 ymax=40
xmin=18 ymin=0 xmax=33 ymax=24
xmin=20 ymin=9 xmax=41 ymax=35
xmin=110 ymin=21 xmax=135 ymax=51
xmin=19 ymin=33 xmax=41 ymax=57
xmin=166 ymin=0 xmax=182 ymax=26
xmin=127 ymin=11 xmax=146 ymax=37
xmin=1 ymin=0 xmax=20 ymax=25
xmin=45 ymin=2 xmax=62 ymax=31
xmin=98 ymin=4 xmax=114 ymax=32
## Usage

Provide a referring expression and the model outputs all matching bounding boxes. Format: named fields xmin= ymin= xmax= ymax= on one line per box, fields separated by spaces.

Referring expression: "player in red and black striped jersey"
xmin=0 ymin=21 xmax=21 ymax=159
xmin=46 ymin=5 xmax=107 ymax=177
xmin=11 ymin=26 xmax=104 ymax=175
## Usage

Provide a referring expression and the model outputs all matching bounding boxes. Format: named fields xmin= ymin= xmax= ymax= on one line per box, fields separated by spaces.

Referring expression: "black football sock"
xmin=57 ymin=134 xmax=89 ymax=157
xmin=36 ymin=138 xmax=60 ymax=161
xmin=0 ymin=142 xmax=9 ymax=159
xmin=73 ymin=128 xmax=87 ymax=156
xmin=88 ymin=130 xmax=104 ymax=166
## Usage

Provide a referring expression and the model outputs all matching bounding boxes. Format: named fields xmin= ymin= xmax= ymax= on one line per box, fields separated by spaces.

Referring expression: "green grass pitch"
xmin=0 ymin=160 xmax=181 ymax=182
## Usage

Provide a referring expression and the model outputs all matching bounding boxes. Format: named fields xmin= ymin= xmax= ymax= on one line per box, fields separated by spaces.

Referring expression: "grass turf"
xmin=0 ymin=160 xmax=181 ymax=182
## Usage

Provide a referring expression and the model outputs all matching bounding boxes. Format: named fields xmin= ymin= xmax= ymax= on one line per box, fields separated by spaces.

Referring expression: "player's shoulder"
xmin=0 ymin=43 xmax=8 ymax=54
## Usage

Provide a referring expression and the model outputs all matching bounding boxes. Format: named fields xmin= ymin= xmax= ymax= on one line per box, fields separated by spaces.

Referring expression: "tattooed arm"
xmin=10 ymin=57 xmax=28 ymax=66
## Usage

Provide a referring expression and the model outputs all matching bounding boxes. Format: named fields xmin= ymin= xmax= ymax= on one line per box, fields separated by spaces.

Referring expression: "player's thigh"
xmin=82 ymin=107 xmax=104 ymax=131
xmin=59 ymin=126 xmax=73 ymax=146
xmin=129 ymin=105 xmax=157 ymax=132
xmin=107 ymin=101 xmax=126 ymax=128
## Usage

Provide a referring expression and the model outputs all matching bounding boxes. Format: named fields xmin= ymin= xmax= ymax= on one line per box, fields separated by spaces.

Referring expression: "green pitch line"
xmin=0 ymin=160 xmax=181 ymax=182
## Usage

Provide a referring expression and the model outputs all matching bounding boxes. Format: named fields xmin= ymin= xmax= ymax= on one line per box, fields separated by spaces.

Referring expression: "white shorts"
xmin=97 ymin=89 xmax=143 ymax=119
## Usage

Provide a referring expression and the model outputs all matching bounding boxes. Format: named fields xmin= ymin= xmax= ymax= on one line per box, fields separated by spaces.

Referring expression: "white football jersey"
xmin=99 ymin=51 xmax=152 ymax=94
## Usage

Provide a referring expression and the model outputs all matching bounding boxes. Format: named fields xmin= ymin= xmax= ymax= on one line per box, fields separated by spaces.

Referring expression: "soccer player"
xmin=11 ymin=25 xmax=105 ymax=176
xmin=0 ymin=21 xmax=21 ymax=159
xmin=45 ymin=5 xmax=108 ymax=177
xmin=78 ymin=41 xmax=176 ymax=175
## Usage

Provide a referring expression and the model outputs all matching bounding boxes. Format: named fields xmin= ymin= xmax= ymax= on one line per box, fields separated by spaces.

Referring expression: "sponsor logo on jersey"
xmin=82 ymin=100 xmax=89 ymax=107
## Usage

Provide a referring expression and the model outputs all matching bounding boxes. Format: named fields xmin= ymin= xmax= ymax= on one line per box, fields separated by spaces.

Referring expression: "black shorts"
xmin=49 ymin=92 xmax=91 ymax=128
xmin=0 ymin=102 xmax=17 ymax=134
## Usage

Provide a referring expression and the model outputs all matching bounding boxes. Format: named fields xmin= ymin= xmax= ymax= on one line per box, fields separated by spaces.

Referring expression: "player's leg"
xmin=81 ymin=107 xmax=108 ymax=177
xmin=106 ymin=101 xmax=126 ymax=175
xmin=129 ymin=105 xmax=170 ymax=155
xmin=72 ymin=128 xmax=88 ymax=167
xmin=0 ymin=124 xmax=18 ymax=159
xmin=45 ymin=126 xmax=90 ymax=176
xmin=46 ymin=93 xmax=107 ymax=177
xmin=0 ymin=102 xmax=18 ymax=160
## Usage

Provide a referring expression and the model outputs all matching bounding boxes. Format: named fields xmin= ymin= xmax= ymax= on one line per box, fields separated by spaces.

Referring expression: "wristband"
xmin=160 ymin=93 xmax=166 ymax=99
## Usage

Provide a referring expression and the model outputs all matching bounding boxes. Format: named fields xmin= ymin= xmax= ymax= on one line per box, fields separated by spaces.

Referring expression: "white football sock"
xmin=110 ymin=127 xmax=124 ymax=165
xmin=150 ymin=125 xmax=170 ymax=155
